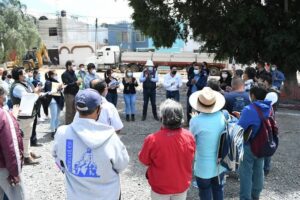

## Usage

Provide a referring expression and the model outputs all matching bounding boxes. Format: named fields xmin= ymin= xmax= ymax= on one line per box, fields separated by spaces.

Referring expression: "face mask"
xmin=194 ymin=70 xmax=199 ymax=75
xmin=171 ymin=71 xmax=177 ymax=75
xmin=28 ymin=77 xmax=33 ymax=83
xmin=72 ymin=66 xmax=77 ymax=71
xmin=148 ymin=67 xmax=153 ymax=71
xmin=36 ymin=74 xmax=41 ymax=80
xmin=221 ymin=73 xmax=228 ymax=79
xmin=80 ymin=68 xmax=85 ymax=72
xmin=53 ymin=76 xmax=58 ymax=80
xmin=92 ymin=69 xmax=96 ymax=74
xmin=271 ymin=67 xmax=276 ymax=71
xmin=127 ymin=72 xmax=133 ymax=77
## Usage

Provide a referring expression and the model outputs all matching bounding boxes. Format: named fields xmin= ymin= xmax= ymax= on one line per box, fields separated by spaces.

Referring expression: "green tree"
xmin=0 ymin=0 xmax=40 ymax=63
xmin=129 ymin=0 xmax=300 ymax=82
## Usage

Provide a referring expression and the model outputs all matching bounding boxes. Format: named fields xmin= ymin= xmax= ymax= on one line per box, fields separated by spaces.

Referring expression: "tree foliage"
xmin=129 ymin=0 xmax=300 ymax=74
xmin=0 ymin=0 xmax=41 ymax=63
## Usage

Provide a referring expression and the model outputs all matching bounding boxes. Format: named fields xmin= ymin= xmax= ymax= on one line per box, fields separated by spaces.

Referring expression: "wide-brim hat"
xmin=189 ymin=87 xmax=225 ymax=113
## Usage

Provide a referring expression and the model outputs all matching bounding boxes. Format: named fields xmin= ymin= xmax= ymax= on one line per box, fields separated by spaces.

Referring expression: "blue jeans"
xmin=49 ymin=101 xmax=61 ymax=132
xmin=166 ymin=90 xmax=180 ymax=102
xmin=124 ymin=94 xmax=136 ymax=115
xmin=106 ymin=92 xmax=118 ymax=107
xmin=196 ymin=173 xmax=225 ymax=200
xmin=264 ymin=156 xmax=271 ymax=172
xmin=239 ymin=145 xmax=264 ymax=200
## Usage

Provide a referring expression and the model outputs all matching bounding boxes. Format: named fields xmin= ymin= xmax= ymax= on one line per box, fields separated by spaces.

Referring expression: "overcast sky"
xmin=21 ymin=0 xmax=133 ymax=24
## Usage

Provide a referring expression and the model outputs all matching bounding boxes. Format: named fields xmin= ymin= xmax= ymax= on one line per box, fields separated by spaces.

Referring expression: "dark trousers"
xmin=30 ymin=114 xmax=38 ymax=145
xmin=142 ymin=89 xmax=157 ymax=117
xmin=166 ymin=90 xmax=180 ymax=102
xmin=64 ymin=94 xmax=76 ymax=125
xmin=106 ymin=92 xmax=118 ymax=107
xmin=196 ymin=173 xmax=225 ymax=200
xmin=40 ymin=98 xmax=49 ymax=116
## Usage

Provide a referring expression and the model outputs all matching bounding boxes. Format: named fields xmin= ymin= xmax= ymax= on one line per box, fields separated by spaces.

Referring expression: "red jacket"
xmin=0 ymin=108 xmax=24 ymax=177
xmin=139 ymin=127 xmax=195 ymax=194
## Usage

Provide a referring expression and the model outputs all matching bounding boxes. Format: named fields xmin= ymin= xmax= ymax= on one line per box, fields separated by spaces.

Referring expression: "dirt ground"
xmin=22 ymin=70 xmax=300 ymax=200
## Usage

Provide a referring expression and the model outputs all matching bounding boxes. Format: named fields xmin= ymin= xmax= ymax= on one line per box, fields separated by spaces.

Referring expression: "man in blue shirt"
xmin=186 ymin=64 xmax=209 ymax=123
xmin=224 ymin=78 xmax=251 ymax=114
xmin=271 ymin=65 xmax=285 ymax=90
xmin=84 ymin=63 xmax=100 ymax=89
xmin=238 ymin=85 xmax=271 ymax=200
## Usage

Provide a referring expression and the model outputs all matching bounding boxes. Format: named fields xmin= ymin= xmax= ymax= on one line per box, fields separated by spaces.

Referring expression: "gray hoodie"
xmin=52 ymin=117 xmax=129 ymax=200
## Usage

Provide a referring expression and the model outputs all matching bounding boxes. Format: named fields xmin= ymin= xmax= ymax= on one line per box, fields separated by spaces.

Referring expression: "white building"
xmin=37 ymin=11 xmax=108 ymax=66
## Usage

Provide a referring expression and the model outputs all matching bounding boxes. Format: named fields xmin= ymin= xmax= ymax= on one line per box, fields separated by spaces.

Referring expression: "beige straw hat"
xmin=189 ymin=87 xmax=225 ymax=113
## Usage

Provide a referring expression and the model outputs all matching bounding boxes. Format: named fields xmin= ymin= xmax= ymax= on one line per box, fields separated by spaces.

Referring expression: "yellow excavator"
xmin=23 ymin=43 xmax=50 ymax=69
xmin=6 ymin=43 xmax=50 ymax=69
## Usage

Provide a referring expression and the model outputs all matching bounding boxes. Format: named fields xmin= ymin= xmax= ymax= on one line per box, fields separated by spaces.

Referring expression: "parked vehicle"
xmin=85 ymin=46 xmax=228 ymax=76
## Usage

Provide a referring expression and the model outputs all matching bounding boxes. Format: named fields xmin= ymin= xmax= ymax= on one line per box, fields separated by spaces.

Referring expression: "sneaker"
xmin=142 ymin=116 xmax=146 ymax=121
xmin=24 ymin=157 xmax=39 ymax=165
xmin=30 ymin=152 xmax=41 ymax=159
xmin=38 ymin=117 xmax=45 ymax=122
xmin=192 ymin=180 xmax=198 ymax=188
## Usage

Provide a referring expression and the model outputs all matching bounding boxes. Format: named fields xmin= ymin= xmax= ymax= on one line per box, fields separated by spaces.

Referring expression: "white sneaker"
xmin=38 ymin=117 xmax=45 ymax=122
xmin=192 ymin=180 xmax=198 ymax=188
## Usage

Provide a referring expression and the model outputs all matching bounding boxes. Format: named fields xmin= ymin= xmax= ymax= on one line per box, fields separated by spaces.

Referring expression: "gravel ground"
xmin=22 ymin=71 xmax=300 ymax=200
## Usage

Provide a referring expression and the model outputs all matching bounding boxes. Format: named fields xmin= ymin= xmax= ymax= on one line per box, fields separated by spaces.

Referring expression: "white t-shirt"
xmin=74 ymin=96 xmax=123 ymax=132
xmin=163 ymin=73 xmax=182 ymax=91
xmin=99 ymin=97 xmax=123 ymax=131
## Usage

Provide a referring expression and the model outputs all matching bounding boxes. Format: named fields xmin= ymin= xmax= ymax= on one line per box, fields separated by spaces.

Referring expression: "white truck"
xmin=85 ymin=46 xmax=228 ymax=76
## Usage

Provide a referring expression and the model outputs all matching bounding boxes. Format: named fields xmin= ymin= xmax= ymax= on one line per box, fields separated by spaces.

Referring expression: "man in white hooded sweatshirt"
xmin=52 ymin=89 xmax=129 ymax=200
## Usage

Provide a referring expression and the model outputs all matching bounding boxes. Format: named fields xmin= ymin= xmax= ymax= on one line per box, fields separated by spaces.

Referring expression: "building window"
xmin=49 ymin=27 xmax=58 ymax=36
xmin=136 ymin=31 xmax=145 ymax=42
xmin=122 ymin=32 xmax=128 ymax=43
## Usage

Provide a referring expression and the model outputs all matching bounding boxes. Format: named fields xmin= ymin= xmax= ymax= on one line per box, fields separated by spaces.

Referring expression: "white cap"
xmin=265 ymin=92 xmax=278 ymax=105
xmin=145 ymin=60 xmax=154 ymax=66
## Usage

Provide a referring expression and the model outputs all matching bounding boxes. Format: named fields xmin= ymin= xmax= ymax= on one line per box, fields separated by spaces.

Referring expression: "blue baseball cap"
xmin=75 ymin=89 xmax=101 ymax=112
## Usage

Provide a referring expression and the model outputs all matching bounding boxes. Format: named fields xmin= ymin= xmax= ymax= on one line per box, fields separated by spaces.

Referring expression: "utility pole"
xmin=95 ymin=18 xmax=98 ymax=52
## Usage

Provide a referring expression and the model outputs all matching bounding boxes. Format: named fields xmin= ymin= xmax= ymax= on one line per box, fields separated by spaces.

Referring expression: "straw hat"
xmin=189 ymin=87 xmax=225 ymax=113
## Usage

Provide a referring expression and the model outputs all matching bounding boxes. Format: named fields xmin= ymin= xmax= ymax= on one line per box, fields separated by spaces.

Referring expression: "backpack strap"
xmin=252 ymin=104 xmax=265 ymax=121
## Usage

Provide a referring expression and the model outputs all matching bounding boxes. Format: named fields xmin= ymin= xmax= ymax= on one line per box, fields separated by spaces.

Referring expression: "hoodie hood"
xmin=70 ymin=117 xmax=115 ymax=149
xmin=253 ymin=100 xmax=272 ymax=118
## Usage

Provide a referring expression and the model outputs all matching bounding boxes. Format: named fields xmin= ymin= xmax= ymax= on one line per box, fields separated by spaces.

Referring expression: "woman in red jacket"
xmin=139 ymin=99 xmax=196 ymax=200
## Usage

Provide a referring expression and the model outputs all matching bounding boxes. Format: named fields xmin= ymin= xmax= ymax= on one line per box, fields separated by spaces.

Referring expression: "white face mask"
xmin=194 ymin=70 xmax=199 ymax=75
xmin=222 ymin=73 xmax=228 ymax=78
xmin=127 ymin=72 xmax=133 ymax=77
xmin=53 ymin=76 xmax=58 ymax=80
xmin=80 ymin=68 xmax=85 ymax=72
xmin=72 ymin=66 xmax=77 ymax=71
xmin=271 ymin=67 xmax=276 ymax=71
xmin=148 ymin=67 xmax=153 ymax=71
xmin=92 ymin=69 xmax=96 ymax=74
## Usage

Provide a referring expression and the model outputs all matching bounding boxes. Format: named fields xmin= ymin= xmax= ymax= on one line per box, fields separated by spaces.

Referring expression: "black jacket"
xmin=122 ymin=77 xmax=138 ymax=94
xmin=61 ymin=70 xmax=79 ymax=95
xmin=44 ymin=79 xmax=64 ymax=110
xmin=186 ymin=72 xmax=208 ymax=96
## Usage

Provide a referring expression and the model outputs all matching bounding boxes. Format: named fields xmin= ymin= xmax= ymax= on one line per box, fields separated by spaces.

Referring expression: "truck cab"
xmin=85 ymin=46 xmax=120 ymax=71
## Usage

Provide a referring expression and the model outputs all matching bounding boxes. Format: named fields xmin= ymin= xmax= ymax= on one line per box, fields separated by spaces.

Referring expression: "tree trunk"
xmin=280 ymin=67 xmax=300 ymax=102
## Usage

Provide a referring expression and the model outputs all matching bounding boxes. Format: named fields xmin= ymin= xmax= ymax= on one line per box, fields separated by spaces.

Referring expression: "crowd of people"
xmin=0 ymin=59 xmax=285 ymax=200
